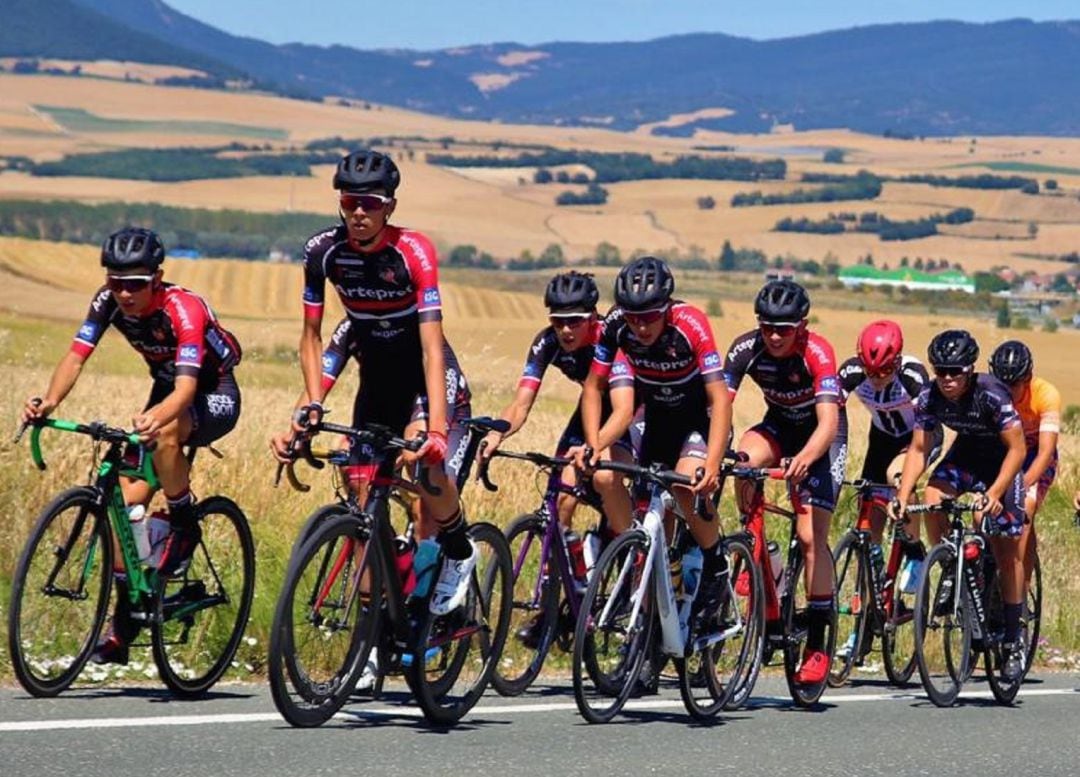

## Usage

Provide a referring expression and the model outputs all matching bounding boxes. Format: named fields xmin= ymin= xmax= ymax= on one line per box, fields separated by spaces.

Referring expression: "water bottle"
xmin=564 ymin=529 xmax=587 ymax=585
xmin=668 ymin=551 xmax=684 ymax=598
xmin=395 ymin=536 xmax=417 ymax=596
xmin=412 ymin=538 xmax=441 ymax=599
xmin=146 ymin=511 xmax=172 ymax=568
xmin=767 ymin=541 xmax=784 ymax=589
xmin=582 ymin=528 xmax=602 ymax=580
xmin=127 ymin=504 xmax=151 ymax=562
xmin=682 ymin=546 xmax=704 ymax=599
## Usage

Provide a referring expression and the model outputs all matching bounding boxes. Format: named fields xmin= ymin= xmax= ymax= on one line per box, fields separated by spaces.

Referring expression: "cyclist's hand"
xmin=132 ymin=411 xmax=162 ymax=443
xmin=784 ymin=452 xmax=812 ymax=484
xmin=690 ymin=462 xmax=719 ymax=494
xmin=479 ymin=430 xmax=502 ymax=461
xmin=291 ymin=401 xmax=324 ymax=434
xmin=269 ymin=430 xmax=295 ymax=463
xmin=888 ymin=496 xmax=906 ymax=524
xmin=414 ymin=430 xmax=448 ymax=467
xmin=22 ymin=396 xmax=53 ymax=423
xmin=981 ymin=491 xmax=1003 ymax=518
xmin=567 ymin=444 xmax=596 ymax=471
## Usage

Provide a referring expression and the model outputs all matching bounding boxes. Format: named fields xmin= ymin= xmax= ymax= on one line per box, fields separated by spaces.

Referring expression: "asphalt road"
xmin=2 ymin=672 xmax=1079 ymax=777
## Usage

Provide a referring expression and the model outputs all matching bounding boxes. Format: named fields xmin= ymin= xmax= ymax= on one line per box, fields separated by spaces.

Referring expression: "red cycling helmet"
xmin=857 ymin=319 xmax=904 ymax=376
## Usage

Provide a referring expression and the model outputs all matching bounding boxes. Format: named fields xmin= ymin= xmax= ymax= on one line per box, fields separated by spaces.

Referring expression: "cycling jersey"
xmin=723 ymin=329 xmax=842 ymax=425
xmin=519 ymin=321 xmax=602 ymax=390
xmin=301 ymin=224 xmax=442 ymax=364
xmin=71 ymin=283 xmax=241 ymax=391
xmin=591 ymin=303 xmax=724 ymax=409
xmin=839 ymin=355 xmax=928 ymax=438
xmin=1012 ymin=376 xmax=1061 ymax=445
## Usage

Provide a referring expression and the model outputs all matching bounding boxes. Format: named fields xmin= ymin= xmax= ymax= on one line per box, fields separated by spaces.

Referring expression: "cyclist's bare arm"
xmin=135 ymin=374 xmax=197 ymax=438
xmin=595 ymin=379 xmax=633 ymax=452
xmin=1023 ymin=429 xmax=1058 ymax=490
xmin=894 ymin=427 xmax=930 ymax=510
xmin=24 ymin=350 xmax=86 ymax=421
xmin=987 ymin=424 xmax=1026 ymax=506
xmin=298 ymin=313 xmax=324 ymax=425
xmin=481 ymin=384 xmax=538 ymax=459
xmin=579 ymin=370 xmax=606 ymax=465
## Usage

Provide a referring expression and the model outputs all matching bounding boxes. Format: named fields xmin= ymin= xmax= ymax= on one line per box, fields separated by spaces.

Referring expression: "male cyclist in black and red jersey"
xmin=274 ymin=149 xmax=474 ymax=616
xmin=839 ymin=320 xmax=942 ymax=585
xmin=723 ymin=279 xmax=845 ymax=686
xmin=575 ymin=257 xmax=733 ymax=630
xmin=22 ymin=227 xmax=242 ymax=664
xmin=892 ymin=330 xmax=1028 ymax=681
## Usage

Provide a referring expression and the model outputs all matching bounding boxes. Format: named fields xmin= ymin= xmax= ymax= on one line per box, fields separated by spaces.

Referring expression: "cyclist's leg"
xmin=987 ymin=471 xmax=1026 ymax=637
xmin=862 ymin=425 xmax=904 ymax=545
xmin=924 ymin=443 xmax=967 ymax=546
xmin=1019 ymin=447 xmax=1054 ymax=593
xmin=735 ymin=423 xmax=781 ymax=514
xmin=553 ymin=408 xmax=587 ymax=531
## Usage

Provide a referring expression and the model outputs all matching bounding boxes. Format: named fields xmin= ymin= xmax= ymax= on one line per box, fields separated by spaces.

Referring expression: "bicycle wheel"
xmin=151 ymin=497 xmax=255 ymax=697
xmin=1025 ymin=549 xmax=1042 ymax=674
xmin=289 ymin=502 xmax=350 ymax=568
xmin=268 ymin=514 xmax=382 ymax=727
xmin=572 ymin=529 xmax=655 ymax=724
xmin=679 ymin=537 xmax=763 ymax=719
xmin=8 ymin=487 xmax=112 ymax=697
xmin=409 ymin=522 xmax=511 ymax=725
xmin=913 ymin=544 xmax=971 ymax=707
xmin=829 ymin=533 xmax=869 ymax=688
xmin=984 ymin=563 xmax=1022 ymax=705
xmin=881 ymin=554 xmax=919 ymax=687
xmin=782 ymin=548 xmax=836 ymax=707
xmin=492 ymin=512 xmax=559 ymax=696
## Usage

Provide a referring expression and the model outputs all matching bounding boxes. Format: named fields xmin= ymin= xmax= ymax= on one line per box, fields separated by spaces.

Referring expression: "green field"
xmin=35 ymin=106 xmax=288 ymax=140
xmin=951 ymin=161 xmax=1080 ymax=176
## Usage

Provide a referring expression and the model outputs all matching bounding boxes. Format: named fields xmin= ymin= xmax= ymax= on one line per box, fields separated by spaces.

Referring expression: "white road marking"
xmin=1 ymin=687 xmax=1077 ymax=732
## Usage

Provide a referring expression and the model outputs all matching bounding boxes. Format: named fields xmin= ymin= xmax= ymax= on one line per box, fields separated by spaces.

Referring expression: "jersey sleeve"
xmin=1035 ymin=379 xmax=1062 ymax=434
xmin=69 ymin=286 xmax=114 ymax=359
xmin=301 ymin=230 xmax=332 ymax=321
xmin=589 ymin=311 xmax=623 ymax=379
xmin=679 ymin=306 xmax=724 ymax=383
xmin=400 ymin=230 xmax=443 ymax=323
xmin=838 ymin=357 xmax=865 ymax=397
xmin=914 ymin=387 xmax=939 ymax=431
xmin=722 ymin=331 xmax=756 ymax=396
xmin=805 ymin=333 xmax=841 ymax=404
xmin=321 ymin=318 xmax=355 ymax=394
xmin=518 ymin=328 xmax=557 ymax=390
xmin=608 ymin=350 xmax=636 ymax=392
xmin=898 ymin=359 xmax=930 ymax=400
xmin=166 ymin=291 xmax=210 ymax=379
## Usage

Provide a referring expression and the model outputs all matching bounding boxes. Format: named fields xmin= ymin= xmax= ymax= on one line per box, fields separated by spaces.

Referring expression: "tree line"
xmin=774 ymin=207 xmax=975 ymax=241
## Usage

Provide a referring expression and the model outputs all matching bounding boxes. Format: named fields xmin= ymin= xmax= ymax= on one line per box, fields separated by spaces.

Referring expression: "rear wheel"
xmin=984 ymin=562 xmax=1023 ymax=705
xmin=782 ymin=548 xmax=836 ymax=707
xmin=829 ymin=533 xmax=868 ymax=688
xmin=268 ymin=515 xmax=382 ymax=727
xmin=8 ymin=488 xmax=112 ymax=697
xmin=882 ymin=542 xmax=919 ymax=686
xmin=1025 ymin=550 xmax=1042 ymax=675
xmin=491 ymin=512 xmax=559 ymax=696
xmin=152 ymin=497 xmax=255 ymax=698
xmin=914 ymin=544 xmax=971 ymax=707
xmin=572 ymin=529 xmax=655 ymax=723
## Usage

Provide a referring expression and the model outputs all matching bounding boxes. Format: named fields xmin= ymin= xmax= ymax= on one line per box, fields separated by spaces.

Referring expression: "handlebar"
xmin=15 ymin=417 xmax=159 ymax=488
xmin=902 ymin=493 xmax=986 ymax=517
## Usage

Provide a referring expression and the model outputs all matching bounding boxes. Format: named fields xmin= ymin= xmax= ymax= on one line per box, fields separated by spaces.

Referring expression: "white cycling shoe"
xmin=354 ymin=654 xmax=378 ymax=692
xmin=429 ymin=542 xmax=478 ymax=615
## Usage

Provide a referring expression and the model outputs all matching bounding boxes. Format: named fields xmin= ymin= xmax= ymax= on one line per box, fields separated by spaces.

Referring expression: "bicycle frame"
xmin=740 ymin=470 xmax=800 ymax=623
xmin=849 ymin=483 xmax=907 ymax=623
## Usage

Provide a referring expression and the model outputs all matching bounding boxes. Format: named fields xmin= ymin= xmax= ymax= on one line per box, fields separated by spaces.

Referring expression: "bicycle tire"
xmin=492 ymin=512 xmax=560 ymax=696
xmin=268 ymin=514 xmax=382 ymax=727
xmin=152 ymin=496 xmax=255 ymax=697
xmin=572 ymin=529 xmax=655 ymax=723
xmin=829 ymin=533 xmax=869 ymax=688
xmin=984 ymin=562 xmax=1023 ymax=705
xmin=914 ymin=544 xmax=971 ymax=707
xmin=409 ymin=521 xmax=512 ymax=726
xmin=881 ymin=542 xmax=919 ymax=686
xmin=288 ymin=502 xmax=350 ymax=568
xmin=782 ymin=547 xmax=836 ymax=707
xmin=8 ymin=487 xmax=112 ymax=697
xmin=1025 ymin=549 xmax=1042 ymax=675
xmin=679 ymin=537 xmax=763 ymax=719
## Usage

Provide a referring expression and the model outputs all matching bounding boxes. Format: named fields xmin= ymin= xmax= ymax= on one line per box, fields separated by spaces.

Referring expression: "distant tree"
xmin=1021 ymin=181 xmax=1040 ymax=195
xmin=556 ymin=171 xmax=571 ymax=183
xmin=1051 ymin=274 xmax=1075 ymax=294
xmin=900 ymin=256 xmax=910 ymax=268
xmin=823 ymin=149 xmax=845 ymax=164
xmin=706 ymin=297 xmax=724 ymax=317
xmin=697 ymin=195 xmax=716 ymax=210
xmin=975 ymin=272 xmax=1010 ymax=293
xmin=718 ymin=240 xmax=736 ymax=272
xmin=914 ymin=257 xmax=925 ymax=270
xmin=1028 ymin=221 xmax=1039 ymax=239
xmin=1046 ymin=179 xmax=1059 ymax=191
xmin=537 ymin=243 xmax=566 ymax=268
xmin=594 ymin=241 xmax=622 ymax=266
xmin=534 ymin=168 xmax=553 ymax=184
xmin=1043 ymin=318 xmax=1060 ymax=333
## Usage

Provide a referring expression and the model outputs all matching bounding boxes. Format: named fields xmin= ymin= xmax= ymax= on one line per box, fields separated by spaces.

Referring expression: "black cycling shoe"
xmin=90 ymin=613 xmax=141 ymax=666
xmin=691 ymin=568 xmax=731 ymax=635
xmin=158 ymin=523 xmax=202 ymax=578
xmin=515 ymin=613 xmax=545 ymax=650
xmin=1002 ymin=641 xmax=1026 ymax=683
xmin=933 ymin=570 xmax=956 ymax=617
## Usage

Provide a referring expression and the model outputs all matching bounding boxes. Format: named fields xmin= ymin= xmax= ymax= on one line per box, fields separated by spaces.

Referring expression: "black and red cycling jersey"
xmin=591 ymin=303 xmax=723 ymax=409
xmin=519 ymin=321 xmax=602 ymax=389
xmin=70 ymin=283 xmax=240 ymax=390
xmin=722 ymin=329 xmax=841 ymax=424
xmin=839 ymin=355 xmax=929 ymax=438
xmin=302 ymin=223 xmax=442 ymax=364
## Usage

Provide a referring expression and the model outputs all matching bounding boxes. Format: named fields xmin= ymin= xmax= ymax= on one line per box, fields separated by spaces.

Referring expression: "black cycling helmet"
xmin=989 ymin=340 xmax=1033 ymax=384
xmin=614 ymin=256 xmax=674 ymax=312
xmin=333 ymin=149 xmax=400 ymax=195
xmin=927 ymin=329 xmax=980 ymax=369
xmin=545 ymin=271 xmax=599 ymax=312
xmin=754 ymin=279 xmax=810 ymax=323
xmin=100 ymin=227 xmax=165 ymax=272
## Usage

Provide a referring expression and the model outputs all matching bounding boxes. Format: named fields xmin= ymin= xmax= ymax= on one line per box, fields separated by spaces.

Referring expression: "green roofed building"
xmin=838 ymin=265 xmax=975 ymax=293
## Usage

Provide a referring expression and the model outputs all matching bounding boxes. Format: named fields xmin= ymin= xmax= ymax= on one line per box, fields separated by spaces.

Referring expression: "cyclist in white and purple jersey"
xmin=274 ymin=149 xmax=473 ymax=616
xmin=723 ymin=279 xmax=845 ymax=686
xmin=892 ymin=330 xmax=1028 ymax=681
xmin=576 ymin=257 xmax=733 ymax=631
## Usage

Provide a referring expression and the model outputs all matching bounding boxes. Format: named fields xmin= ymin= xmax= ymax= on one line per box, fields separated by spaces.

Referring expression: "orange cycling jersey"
xmin=1014 ymin=376 xmax=1061 ymax=444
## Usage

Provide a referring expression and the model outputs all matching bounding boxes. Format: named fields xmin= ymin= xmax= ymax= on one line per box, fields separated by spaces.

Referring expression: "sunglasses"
xmin=549 ymin=314 xmax=590 ymax=329
xmin=339 ymin=192 xmax=392 ymax=212
xmin=759 ymin=322 xmax=799 ymax=335
xmin=933 ymin=366 xmax=972 ymax=379
xmin=863 ymin=361 xmax=899 ymax=380
xmin=624 ymin=309 xmax=666 ymax=327
xmin=106 ymin=274 xmax=153 ymax=293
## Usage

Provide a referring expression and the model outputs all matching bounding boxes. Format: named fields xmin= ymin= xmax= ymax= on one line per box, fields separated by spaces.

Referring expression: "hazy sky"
xmin=164 ymin=0 xmax=1077 ymax=51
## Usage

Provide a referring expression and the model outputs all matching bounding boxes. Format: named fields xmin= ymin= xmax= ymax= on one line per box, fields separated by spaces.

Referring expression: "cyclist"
xmin=723 ymin=279 xmax=845 ymax=686
xmin=892 ymin=330 xmax=1028 ymax=681
xmin=988 ymin=340 xmax=1059 ymax=610
xmin=576 ymin=257 xmax=733 ymax=632
xmin=838 ymin=320 xmax=941 ymax=592
xmin=283 ymin=149 xmax=473 ymax=617
xmin=21 ymin=227 xmax=242 ymax=664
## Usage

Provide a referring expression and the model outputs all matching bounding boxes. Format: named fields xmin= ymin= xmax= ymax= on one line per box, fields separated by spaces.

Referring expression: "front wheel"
xmin=152 ymin=496 xmax=255 ymax=697
xmin=9 ymin=487 xmax=113 ymax=697
xmin=829 ymin=533 xmax=869 ymax=688
xmin=913 ymin=544 xmax=971 ymax=707
xmin=882 ymin=543 xmax=919 ymax=687
xmin=782 ymin=547 xmax=836 ymax=707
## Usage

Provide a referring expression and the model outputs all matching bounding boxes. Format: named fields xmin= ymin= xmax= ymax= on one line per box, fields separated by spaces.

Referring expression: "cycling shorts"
xmin=146 ymin=373 xmax=241 ymax=449
xmin=747 ymin=410 xmax=848 ymax=512
xmin=930 ymin=441 xmax=1026 ymax=537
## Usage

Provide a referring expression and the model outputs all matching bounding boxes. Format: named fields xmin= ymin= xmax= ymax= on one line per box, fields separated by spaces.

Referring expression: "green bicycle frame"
xmin=30 ymin=419 xmax=161 ymax=607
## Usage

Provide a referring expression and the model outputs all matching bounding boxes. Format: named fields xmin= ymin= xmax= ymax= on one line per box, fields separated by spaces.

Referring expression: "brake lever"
xmin=477 ymin=442 xmax=499 ymax=492
xmin=692 ymin=466 xmax=710 ymax=521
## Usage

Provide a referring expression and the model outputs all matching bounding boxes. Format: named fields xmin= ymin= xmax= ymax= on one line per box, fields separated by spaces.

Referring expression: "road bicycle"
xmin=267 ymin=417 xmax=513 ymax=726
xmin=829 ymin=478 xmax=920 ymax=687
xmin=572 ymin=459 xmax=763 ymax=722
xmin=8 ymin=417 xmax=254 ymax=698
xmin=907 ymin=493 xmax=1035 ymax=706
